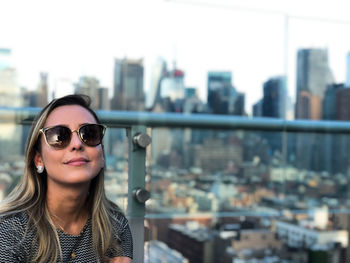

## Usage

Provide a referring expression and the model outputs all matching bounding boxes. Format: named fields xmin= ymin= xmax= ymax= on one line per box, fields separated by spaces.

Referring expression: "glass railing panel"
xmin=103 ymin=127 xmax=129 ymax=211
xmin=145 ymin=127 xmax=350 ymax=263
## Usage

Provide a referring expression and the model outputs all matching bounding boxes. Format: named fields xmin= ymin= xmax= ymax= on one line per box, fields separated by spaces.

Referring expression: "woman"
xmin=0 ymin=94 xmax=133 ymax=262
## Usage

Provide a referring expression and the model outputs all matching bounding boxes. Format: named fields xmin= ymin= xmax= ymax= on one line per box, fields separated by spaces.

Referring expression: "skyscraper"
xmin=111 ymin=58 xmax=145 ymax=111
xmin=319 ymin=84 xmax=347 ymax=173
xmin=207 ymin=71 xmax=231 ymax=114
xmin=327 ymin=86 xmax=350 ymax=173
xmin=37 ymin=72 xmax=48 ymax=108
xmin=262 ymin=76 xmax=286 ymax=119
xmin=254 ymin=77 xmax=287 ymax=155
xmin=148 ymin=58 xmax=167 ymax=109
xmin=0 ymin=48 xmax=22 ymax=107
xmin=336 ymin=87 xmax=350 ymax=121
xmin=207 ymin=71 xmax=244 ymax=115
xmin=98 ymin=87 xmax=110 ymax=110
xmin=159 ymin=69 xmax=185 ymax=112
xmin=295 ymin=48 xmax=333 ymax=120
xmin=346 ymin=52 xmax=350 ymax=87
xmin=0 ymin=48 xmax=23 ymax=156
xmin=322 ymin=83 xmax=344 ymax=120
xmin=185 ymin=87 xmax=196 ymax=99
xmin=252 ymin=99 xmax=263 ymax=117
xmin=74 ymin=76 xmax=100 ymax=109
xmin=295 ymin=48 xmax=334 ymax=171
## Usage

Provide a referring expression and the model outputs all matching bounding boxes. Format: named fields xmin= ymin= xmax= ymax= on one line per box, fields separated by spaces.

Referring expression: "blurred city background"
xmin=2 ymin=0 xmax=350 ymax=262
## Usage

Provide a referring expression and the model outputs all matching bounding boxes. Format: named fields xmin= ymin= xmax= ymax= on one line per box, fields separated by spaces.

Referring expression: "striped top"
xmin=0 ymin=210 xmax=133 ymax=262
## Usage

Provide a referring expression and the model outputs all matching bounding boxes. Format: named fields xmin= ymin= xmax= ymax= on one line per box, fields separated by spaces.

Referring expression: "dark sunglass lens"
xmin=79 ymin=124 xmax=104 ymax=146
xmin=45 ymin=126 xmax=71 ymax=148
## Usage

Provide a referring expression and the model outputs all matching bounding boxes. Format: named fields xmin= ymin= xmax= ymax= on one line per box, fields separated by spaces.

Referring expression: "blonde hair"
xmin=0 ymin=94 xmax=120 ymax=262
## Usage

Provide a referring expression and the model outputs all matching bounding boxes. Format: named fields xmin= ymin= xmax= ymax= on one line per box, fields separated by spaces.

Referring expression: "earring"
xmin=36 ymin=165 xmax=44 ymax=174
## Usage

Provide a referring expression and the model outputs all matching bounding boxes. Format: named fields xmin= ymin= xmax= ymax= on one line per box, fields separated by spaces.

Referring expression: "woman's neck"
xmin=46 ymin=183 xmax=90 ymax=235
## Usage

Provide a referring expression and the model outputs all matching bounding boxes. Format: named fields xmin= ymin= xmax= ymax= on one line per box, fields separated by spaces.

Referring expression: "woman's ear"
xmin=34 ymin=151 xmax=44 ymax=167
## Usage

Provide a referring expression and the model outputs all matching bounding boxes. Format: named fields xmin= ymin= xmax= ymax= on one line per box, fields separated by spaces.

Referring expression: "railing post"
xmin=127 ymin=125 xmax=149 ymax=263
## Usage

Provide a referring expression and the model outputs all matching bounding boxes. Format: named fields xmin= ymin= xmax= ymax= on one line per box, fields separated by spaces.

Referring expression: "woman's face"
xmin=35 ymin=105 xmax=104 ymax=186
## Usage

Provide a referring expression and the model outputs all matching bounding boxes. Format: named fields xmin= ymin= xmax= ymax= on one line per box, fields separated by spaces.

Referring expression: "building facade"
xmin=262 ymin=76 xmax=286 ymax=119
xmin=111 ymin=58 xmax=145 ymax=111
xmin=295 ymin=48 xmax=333 ymax=120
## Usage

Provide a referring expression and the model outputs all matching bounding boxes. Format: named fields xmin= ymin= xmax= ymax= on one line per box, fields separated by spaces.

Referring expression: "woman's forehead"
xmin=44 ymin=105 xmax=97 ymax=127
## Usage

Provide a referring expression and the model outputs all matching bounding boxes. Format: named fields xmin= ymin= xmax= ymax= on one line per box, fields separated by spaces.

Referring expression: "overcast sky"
xmin=1 ymin=0 xmax=350 ymax=114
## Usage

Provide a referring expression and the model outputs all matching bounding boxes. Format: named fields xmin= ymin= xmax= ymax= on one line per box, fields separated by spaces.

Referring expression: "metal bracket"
xmin=133 ymin=187 xmax=150 ymax=203
xmin=133 ymin=133 xmax=151 ymax=148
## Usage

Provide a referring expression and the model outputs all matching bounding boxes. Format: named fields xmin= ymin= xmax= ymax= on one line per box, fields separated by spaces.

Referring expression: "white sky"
xmin=1 ymin=0 xmax=350 ymax=114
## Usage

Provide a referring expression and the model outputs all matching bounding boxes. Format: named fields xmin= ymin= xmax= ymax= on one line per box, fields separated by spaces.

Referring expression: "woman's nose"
xmin=69 ymin=131 xmax=83 ymax=150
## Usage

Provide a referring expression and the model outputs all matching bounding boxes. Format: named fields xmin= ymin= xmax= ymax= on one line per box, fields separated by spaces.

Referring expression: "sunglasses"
xmin=39 ymin=123 xmax=106 ymax=149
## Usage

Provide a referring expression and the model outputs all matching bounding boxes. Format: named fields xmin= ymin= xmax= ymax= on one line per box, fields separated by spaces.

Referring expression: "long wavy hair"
xmin=0 ymin=94 xmax=120 ymax=262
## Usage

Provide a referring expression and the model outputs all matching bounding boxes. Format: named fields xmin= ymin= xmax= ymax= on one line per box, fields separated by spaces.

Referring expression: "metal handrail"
xmin=1 ymin=106 xmax=350 ymax=133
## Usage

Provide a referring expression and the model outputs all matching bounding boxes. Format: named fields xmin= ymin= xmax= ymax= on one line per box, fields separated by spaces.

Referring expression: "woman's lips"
xmin=64 ymin=158 xmax=89 ymax=166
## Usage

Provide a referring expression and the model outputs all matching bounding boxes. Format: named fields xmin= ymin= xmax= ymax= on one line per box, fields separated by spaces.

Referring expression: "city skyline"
xmin=2 ymin=46 xmax=350 ymax=125
xmin=2 ymin=0 xmax=350 ymax=115
xmin=1 ymin=49 xmax=349 ymax=120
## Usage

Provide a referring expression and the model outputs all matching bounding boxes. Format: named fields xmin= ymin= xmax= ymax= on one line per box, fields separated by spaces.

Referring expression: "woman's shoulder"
xmin=109 ymin=207 xmax=129 ymax=231
xmin=0 ymin=210 xmax=31 ymax=243
xmin=0 ymin=210 xmax=29 ymax=231
xmin=0 ymin=211 xmax=32 ymax=261
xmin=106 ymin=206 xmax=133 ymax=259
